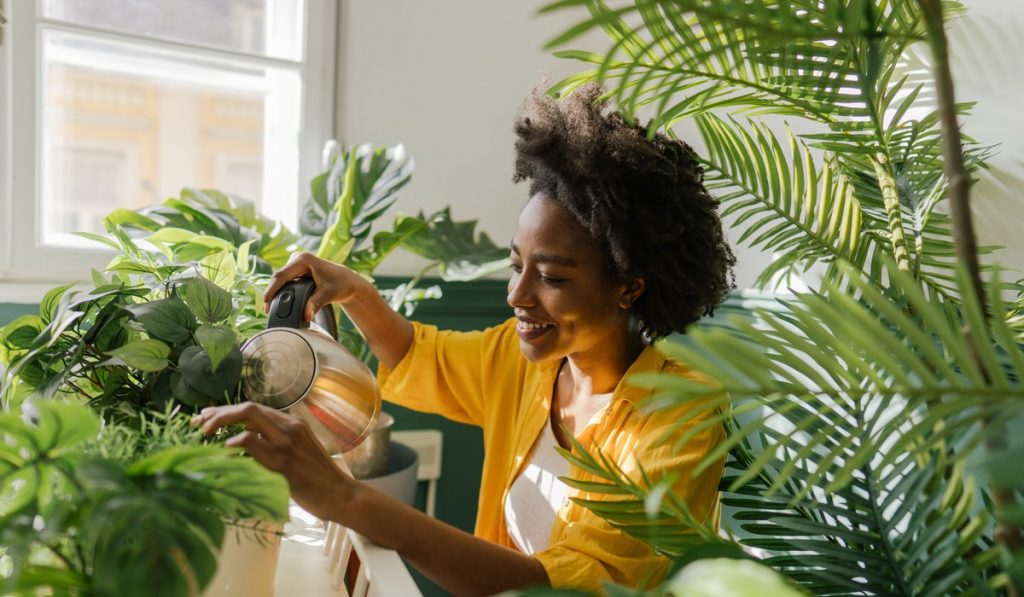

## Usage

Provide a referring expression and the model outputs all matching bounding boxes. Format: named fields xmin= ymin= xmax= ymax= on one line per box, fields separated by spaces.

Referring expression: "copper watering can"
xmin=239 ymin=278 xmax=381 ymax=454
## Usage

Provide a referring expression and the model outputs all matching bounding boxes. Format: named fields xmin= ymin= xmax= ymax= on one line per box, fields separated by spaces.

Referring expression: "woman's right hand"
xmin=263 ymin=252 xmax=369 ymax=322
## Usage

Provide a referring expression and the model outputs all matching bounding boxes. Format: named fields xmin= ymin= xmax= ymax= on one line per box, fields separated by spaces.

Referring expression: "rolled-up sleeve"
xmin=377 ymin=322 xmax=489 ymax=427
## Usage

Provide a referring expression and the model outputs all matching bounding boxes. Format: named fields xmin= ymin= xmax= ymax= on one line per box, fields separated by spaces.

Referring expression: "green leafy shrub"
xmin=0 ymin=140 xmax=507 ymax=595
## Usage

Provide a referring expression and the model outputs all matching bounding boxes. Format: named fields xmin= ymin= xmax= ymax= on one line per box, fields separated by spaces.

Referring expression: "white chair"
xmin=322 ymin=521 xmax=422 ymax=597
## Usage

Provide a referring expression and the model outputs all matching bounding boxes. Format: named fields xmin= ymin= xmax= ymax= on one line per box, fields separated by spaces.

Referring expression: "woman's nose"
xmin=507 ymin=273 xmax=534 ymax=308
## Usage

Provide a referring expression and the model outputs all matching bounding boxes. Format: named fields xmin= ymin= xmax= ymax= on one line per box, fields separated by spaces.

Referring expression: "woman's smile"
xmin=515 ymin=317 xmax=555 ymax=341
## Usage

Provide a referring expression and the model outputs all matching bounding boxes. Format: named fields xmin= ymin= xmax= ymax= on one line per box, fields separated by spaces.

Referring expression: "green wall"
xmin=0 ymin=303 xmax=38 ymax=324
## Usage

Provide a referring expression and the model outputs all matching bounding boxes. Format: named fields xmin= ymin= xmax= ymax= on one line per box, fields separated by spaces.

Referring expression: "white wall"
xmin=333 ymin=0 xmax=771 ymax=286
xmin=945 ymin=0 xmax=1024 ymax=276
xmin=335 ymin=0 xmax=1022 ymax=286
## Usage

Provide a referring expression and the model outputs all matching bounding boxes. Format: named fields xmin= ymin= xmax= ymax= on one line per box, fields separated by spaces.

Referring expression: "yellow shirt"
xmin=377 ymin=318 xmax=725 ymax=593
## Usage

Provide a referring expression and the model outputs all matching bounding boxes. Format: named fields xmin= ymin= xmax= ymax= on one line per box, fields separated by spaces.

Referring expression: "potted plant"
xmin=530 ymin=0 xmax=1024 ymax=595
xmin=0 ymin=400 xmax=289 ymax=595
xmin=0 ymin=141 xmax=506 ymax=594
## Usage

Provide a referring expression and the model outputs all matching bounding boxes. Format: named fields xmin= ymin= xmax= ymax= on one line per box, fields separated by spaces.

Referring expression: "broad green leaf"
xmin=182 ymin=276 xmax=233 ymax=324
xmin=39 ymin=283 xmax=76 ymax=324
xmin=74 ymin=231 xmax=122 ymax=252
xmin=28 ymin=401 xmax=102 ymax=452
xmin=178 ymin=345 xmax=242 ymax=404
xmin=146 ymin=227 xmax=199 ymax=245
xmin=1 ymin=315 xmax=45 ymax=351
xmin=103 ymin=339 xmax=171 ymax=372
xmin=200 ymin=250 xmax=237 ymax=288
xmin=0 ymin=467 xmax=39 ymax=518
xmin=103 ymin=208 xmax=159 ymax=231
xmin=400 ymin=208 xmax=510 ymax=280
xmin=131 ymin=445 xmax=289 ymax=522
xmin=194 ymin=325 xmax=237 ymax=372
xmin=124 ymin=297 xmax=196 ymax=345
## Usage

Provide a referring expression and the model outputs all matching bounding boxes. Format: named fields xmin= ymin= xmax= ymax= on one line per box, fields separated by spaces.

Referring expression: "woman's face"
xmin=507 ymin=195 xmax=638 ymax=363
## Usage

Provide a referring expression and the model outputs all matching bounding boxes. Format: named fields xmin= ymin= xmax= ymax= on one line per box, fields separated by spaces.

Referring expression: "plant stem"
xmin=871 ymin=154 xmax=912 ymax=272
xmin=916 ymin=0 xmax=1023 ymax=587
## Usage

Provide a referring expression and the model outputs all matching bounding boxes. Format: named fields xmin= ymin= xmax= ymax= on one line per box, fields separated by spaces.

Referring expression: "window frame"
xmin=0 ymin=0 xmax=336 ymax=303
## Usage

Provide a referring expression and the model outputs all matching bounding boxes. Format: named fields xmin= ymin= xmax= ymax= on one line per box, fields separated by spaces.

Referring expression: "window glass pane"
xmin=41 ymin=30 xmax=301 ymax=243
xmin=42 ymin=0 xmax=304 ymax=61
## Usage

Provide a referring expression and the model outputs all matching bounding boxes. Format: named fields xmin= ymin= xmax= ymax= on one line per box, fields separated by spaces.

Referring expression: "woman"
xmin=194 ymin=85 xmax=735 ymax=595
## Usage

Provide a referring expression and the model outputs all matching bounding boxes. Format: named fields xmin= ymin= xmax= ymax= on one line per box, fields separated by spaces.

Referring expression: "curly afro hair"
xmin=512 ymin=84 xmax=736 ymax=339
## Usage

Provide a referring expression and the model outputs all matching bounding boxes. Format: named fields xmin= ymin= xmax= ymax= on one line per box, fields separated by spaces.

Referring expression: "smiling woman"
xmin=196 ymin=83 xmax=736 ymax=595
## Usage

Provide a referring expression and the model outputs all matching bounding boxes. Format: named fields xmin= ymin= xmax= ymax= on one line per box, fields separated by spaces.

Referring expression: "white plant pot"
xmin=203 ymin=520 xmax=283 ymax=597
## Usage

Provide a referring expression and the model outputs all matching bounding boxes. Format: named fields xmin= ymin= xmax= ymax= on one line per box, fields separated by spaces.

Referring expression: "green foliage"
xmin=296 ymin=142 xmax=508 ymax=361
xmin=543 ymin=0 xmax=997 ymax=307
xmin=0 ymin=401 xmax=288 ymax=597
xmin=539 ymin=1 xmax=1024 ymax=595
xmin=301 ymin=142 xmax=508 ymax=283
xmin=0 ymin=139 xmax=508 ymax=592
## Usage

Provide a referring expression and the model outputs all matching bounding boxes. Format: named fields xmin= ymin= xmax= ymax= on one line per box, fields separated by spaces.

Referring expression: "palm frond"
xmin=543 ymin=0 xmax=939 ymax=155
xmin=697 ymin=113 xmax=862 ymax=289
xmin=640 ymin=262 xmax=1024 ymax=488
xmin=722 ymin=429 xmax=1001 ymax=596
xmin=555 ymin=432 xmax=725 ymax=556
xmin=566 ymin=262 xmax=1017 ymax=594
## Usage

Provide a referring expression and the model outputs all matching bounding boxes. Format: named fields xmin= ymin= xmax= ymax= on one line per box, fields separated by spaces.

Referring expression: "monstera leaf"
xmin=300 ymin=143 xmax=414 ymax=260
xmin=402 ymin=208 xmax=510 ymax=281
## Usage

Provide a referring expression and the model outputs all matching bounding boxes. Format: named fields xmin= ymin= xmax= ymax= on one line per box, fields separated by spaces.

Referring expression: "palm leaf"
xmin=696 ymin=113 xmax=862 ymax=289
xmin=569 ymin=261 xmax=1020 ymax=594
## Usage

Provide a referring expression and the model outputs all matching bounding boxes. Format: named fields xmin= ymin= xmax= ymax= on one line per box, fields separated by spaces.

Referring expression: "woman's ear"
xmin=619 ymin=276 xmax=646 ymax=310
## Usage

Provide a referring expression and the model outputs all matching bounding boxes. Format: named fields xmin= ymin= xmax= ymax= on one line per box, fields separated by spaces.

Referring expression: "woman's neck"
xmin=561 ymin=327 xmax=647 ymax=397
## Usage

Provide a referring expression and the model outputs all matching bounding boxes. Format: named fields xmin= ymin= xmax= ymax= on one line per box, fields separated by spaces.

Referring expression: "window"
xmin=0 ymin=0 xmax=336 ymax=301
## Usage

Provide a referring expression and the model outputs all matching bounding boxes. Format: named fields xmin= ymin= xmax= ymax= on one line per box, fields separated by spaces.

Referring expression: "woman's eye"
xmin=510 ymin=263 xmax=523 ymax=274
xmin=540 ymin=275 xmax=566 ymax=285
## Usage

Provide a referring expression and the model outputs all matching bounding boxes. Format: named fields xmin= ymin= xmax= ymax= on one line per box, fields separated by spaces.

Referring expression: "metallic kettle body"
xmin=239 ymin=278 xmax=380 ymax=455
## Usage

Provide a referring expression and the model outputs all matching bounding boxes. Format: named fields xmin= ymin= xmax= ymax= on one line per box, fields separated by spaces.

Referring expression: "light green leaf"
xmin=146 ymin=227 xmax=199 ymax=245
xmin=195 ymin=325 xmax=237 ymax=372
xmin=200 ymin=250 xmax=237 ymax=289
xmin=182 ymin=276 xmax=234 ymax=324
xmin=103 ymin=339 xmax=171 ymax=372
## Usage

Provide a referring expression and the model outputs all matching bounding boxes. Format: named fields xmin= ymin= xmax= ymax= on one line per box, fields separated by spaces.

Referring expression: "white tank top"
xmin=504 ymin=421 xmax=571 ymax=554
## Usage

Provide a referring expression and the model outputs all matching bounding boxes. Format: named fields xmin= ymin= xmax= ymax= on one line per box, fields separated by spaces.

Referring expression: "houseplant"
xmin=534 ymin=0 xmax=1024 ymax=595
xmin=0 ymin=400 xmax=289 ymax=595
xmin=0 ymin=141 xmax=506 ymax=594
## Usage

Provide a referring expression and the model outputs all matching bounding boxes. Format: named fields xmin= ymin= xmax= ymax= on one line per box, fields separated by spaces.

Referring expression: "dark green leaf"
xmin=178 ymin=345 xmax=242 ymax=404
xmin=124 ymin=297 xmax=196 ymax=345
xmin=400 ymin=208 xmax=510 ymax=280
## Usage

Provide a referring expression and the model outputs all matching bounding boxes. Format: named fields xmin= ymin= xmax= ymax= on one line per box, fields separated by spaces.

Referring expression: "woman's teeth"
xmin=517 ymin=321 xmax=551 ymax=331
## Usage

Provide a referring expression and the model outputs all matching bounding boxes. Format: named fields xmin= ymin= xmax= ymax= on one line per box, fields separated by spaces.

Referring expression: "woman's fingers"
xmin=225 ymin=429 xmax=287 ymax=473
xmin=194 ymin=402 xmax=284 ymax=439
xmin=263 ymin=252 xmax=316 ymax=312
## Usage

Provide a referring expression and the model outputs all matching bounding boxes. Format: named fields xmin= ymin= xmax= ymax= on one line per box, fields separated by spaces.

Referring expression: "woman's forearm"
xmin=340 ymin=282 xmax=414 ymax=369
xmin=336 ymin=483 xmax=550 ymax=596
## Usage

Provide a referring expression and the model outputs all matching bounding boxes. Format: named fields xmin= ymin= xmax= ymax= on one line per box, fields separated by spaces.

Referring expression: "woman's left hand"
xmin=192 ymin=402 xmax=354 ymax=522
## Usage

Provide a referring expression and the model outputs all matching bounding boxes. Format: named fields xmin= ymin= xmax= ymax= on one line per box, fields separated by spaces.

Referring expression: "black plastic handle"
xmin=266 ymin=278 xmax=338 ymax=340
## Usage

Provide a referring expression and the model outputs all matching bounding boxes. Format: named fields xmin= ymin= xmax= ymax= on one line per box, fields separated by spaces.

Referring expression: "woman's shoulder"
xmin=619 ymin=343 xmax=726 ymax=429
